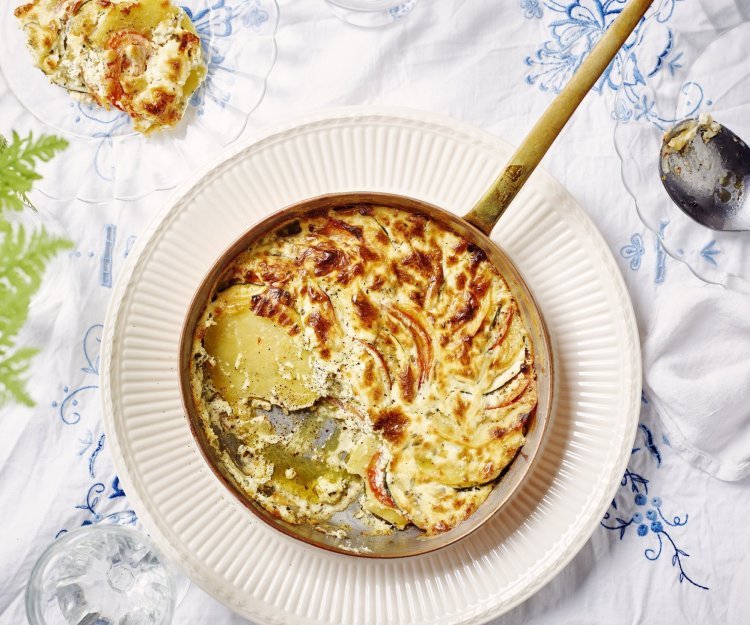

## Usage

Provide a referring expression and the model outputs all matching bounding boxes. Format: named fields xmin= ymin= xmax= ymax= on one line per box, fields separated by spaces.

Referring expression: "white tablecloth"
xmin=2 ymin=1 xmax=750 ymax=623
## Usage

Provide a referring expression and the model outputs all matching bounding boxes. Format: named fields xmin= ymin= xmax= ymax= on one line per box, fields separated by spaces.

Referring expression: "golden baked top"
xmin=14 ymin=0 xmax=207 ymax=133
xmin=190 ymin=205 xmax=537 ymax=535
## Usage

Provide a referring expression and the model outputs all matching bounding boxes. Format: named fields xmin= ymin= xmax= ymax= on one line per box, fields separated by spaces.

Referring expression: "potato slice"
xmin=488 ymin=315 xmax=528 ymax=372
xmin=362 ymin=479 xmax=409 ymax=530
xmin=202 ymin=287 xmax=318 ymax=412
xmin=395 ymin=428 xmax=525 ymax=489
xmin=87 ymin=1 xmax=180 ymax=46
xmin=386 ymin=470 xmax=493 ymax=535
xmin=345 ymin=438 xmax=409 ymax=529
xmin=345 ymin=435 xmax=380 ymax=476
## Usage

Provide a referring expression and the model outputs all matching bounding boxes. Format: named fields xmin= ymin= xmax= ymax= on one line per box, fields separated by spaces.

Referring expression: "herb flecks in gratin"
xmin=14 ymin=0 xmax=207 ymax=134
xmin=190 ymin=206 xmax=537 ymax=535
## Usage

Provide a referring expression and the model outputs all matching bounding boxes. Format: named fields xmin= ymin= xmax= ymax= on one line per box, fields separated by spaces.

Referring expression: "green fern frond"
xmin=0 ymin=130 xmax=70 ymax=408
xmin=0 ymin=219 xmax=73 ymax=349
xmin=0 ymin=132 xmax=69 ymax=212
xmin=0 ymin=346 xmax=37 ymax=407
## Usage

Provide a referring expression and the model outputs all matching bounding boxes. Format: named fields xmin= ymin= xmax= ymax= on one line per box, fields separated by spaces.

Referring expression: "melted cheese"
xmin=14 ymin=0 xmax=206 ymax=133
xmin=190 ymin=206 xmax=537 ymax=535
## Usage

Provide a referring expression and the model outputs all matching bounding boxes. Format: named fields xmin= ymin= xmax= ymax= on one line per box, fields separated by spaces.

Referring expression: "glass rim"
xmin=325 ymin=0 xmax=408 ymax=11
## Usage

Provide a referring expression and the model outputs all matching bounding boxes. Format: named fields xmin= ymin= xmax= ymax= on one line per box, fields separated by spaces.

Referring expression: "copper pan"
xmin=177 ymin=0 xmax=653 ymax=558
xmin=180 ymin=192 xmax=551 ymax=557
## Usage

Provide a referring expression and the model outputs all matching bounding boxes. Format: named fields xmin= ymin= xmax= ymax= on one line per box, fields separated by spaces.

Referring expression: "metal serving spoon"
xmin=659 ymin=116 xmax=750 ymax=231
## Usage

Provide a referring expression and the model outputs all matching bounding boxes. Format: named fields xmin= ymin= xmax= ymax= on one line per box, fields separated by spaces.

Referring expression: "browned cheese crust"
xmin=15 ymin=0 xmax=206 ymax=133
xmin=191 ymin=205 xmax=537 ymax=534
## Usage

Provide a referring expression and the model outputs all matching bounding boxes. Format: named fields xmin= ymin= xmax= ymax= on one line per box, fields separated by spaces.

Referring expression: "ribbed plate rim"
xmin=101 ymin=106 xmax=641 ymax=625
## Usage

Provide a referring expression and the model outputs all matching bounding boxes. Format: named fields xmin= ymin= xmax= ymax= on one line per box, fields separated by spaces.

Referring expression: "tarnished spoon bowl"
xmin=660 ymin=116 xmax=750 ymax=231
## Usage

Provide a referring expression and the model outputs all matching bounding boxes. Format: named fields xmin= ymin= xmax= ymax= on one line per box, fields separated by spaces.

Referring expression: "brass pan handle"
xmin=464 ymin=0 xmax=654 ymax=235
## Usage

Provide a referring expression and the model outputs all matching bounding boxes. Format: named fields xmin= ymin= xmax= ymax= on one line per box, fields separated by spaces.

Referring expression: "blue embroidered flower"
xmin=183 ymin=0 xmax=272 ymax=114
xmin=64 ymin=479 xmax=137 ymax=532
xmin=524 ymin=0 xmax=650 ymax=94
xmin=620 ymin=233 xmax=645 ymax=271
xmin=601 ymin=421 xmax=708 ymax=590
xmin=55 ymin=328 xmax=138 ymax=537
xmin=524 ymin=0 xmax=696 ymax=125
xmin=242 ymin=4 xmax=269 ymax=29
xmin=520 ymin=0 xmax=543 ymax=19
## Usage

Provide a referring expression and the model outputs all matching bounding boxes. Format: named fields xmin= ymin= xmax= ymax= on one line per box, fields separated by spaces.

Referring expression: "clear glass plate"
xmin=614 ymin=11 xmax=750 ymax=292
xmin=0 ymin=0 xmax=278 ymax=203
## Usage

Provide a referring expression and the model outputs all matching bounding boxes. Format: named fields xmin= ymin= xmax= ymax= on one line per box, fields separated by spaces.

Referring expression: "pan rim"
xmin=177 ymin=191 xmax=554 ymax=559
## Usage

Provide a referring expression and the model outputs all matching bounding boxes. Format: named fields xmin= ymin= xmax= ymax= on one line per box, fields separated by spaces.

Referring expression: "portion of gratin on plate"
xmin=189 ymin=205 xmax=537 ymax=535
xmin=14 ymin=0 xmax=207 ymax=133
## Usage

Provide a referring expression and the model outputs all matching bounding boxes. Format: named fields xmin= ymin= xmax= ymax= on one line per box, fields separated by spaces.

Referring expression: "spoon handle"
xmin=464 ymin=0 xmax=654 ymax=235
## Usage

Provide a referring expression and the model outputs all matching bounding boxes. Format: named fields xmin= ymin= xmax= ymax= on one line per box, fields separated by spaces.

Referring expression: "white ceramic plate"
xmin=101 ymin=108 xmax=641 ymax=625
xmin=0 ymin=0 xmax=278 ymax=203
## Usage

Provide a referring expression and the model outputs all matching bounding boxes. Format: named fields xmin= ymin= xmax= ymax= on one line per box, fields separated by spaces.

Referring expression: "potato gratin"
xmin=14 ymin=0 xmax=207 ymax=133
xmin=190 ymin=206 xmax=537 ymax=535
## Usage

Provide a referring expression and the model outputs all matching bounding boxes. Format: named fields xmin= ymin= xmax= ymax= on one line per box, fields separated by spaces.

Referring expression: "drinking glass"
xmin=26 ymin=525 xmax=175 ymax=625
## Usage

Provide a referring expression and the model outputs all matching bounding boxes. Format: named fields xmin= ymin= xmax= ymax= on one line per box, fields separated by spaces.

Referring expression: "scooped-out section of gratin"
xmin=190 ymin=205 xmax=537 ymax=536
